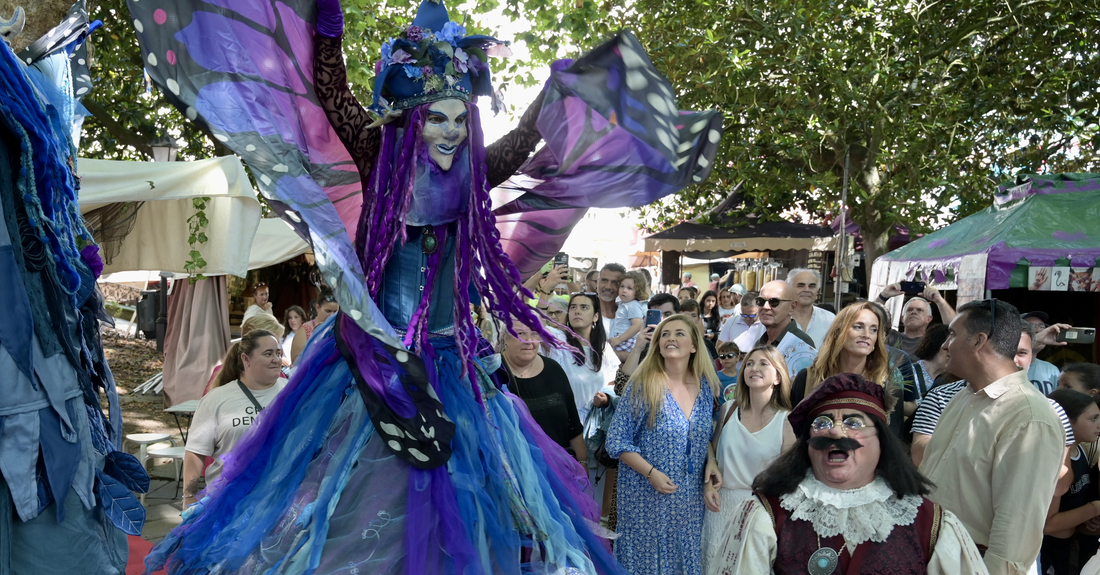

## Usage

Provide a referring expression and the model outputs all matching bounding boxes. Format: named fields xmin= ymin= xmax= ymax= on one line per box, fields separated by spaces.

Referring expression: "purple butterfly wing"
xmin=495 ymin=30 xmax=723 ymax=277
xmin=127 ymin=0 xmax=401 ymax=346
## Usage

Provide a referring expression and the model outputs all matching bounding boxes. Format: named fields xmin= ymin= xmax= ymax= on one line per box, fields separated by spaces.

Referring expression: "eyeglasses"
xmin=754 ymin=297 xmax=793 ymax=308
xmin=810 ymin=415 xmax=870 ymax=435
xmin=717 ymin=353 xmax=741 ymax=360
xmin=741 ymin=313 xmax=756 ymax=319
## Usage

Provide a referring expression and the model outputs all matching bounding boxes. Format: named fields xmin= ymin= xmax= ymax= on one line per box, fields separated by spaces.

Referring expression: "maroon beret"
xmin=788 ymin=372 xmax=888 ymax=435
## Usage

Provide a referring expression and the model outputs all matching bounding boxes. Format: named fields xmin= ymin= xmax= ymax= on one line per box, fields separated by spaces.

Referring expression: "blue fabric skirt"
xmin=145 ymin=320 xmax=623 ymax=575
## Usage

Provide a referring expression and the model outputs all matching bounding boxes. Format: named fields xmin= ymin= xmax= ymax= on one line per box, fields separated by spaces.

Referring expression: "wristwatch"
xmin=877 ymin=293 xmax=889 ymax=303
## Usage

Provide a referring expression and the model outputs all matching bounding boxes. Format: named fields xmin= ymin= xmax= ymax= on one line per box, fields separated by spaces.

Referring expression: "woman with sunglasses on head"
xmin=790 ymin=300 xmax=912 ymax=436
xmin=540 ymin=292 xmax=609 ymax=424
xmin=289 ymin=287 xmax=340 ymax=364
xmin=701 ymin=345 xmax=796 ymax=572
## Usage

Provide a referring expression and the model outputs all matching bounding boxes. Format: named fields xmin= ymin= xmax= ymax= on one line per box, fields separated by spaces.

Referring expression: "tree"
xmin=74 ymin=0 xmax=573 ymax=163
xmin=598 ymin=0 xmax=1100 ymax=265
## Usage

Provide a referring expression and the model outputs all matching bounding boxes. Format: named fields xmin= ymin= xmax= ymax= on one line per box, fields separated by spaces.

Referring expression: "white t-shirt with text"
xmin=186 ymin=379 xmax=287 ymax=484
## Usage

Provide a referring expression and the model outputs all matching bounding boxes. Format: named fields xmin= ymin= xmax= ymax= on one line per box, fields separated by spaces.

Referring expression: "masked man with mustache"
xmin=710 ymin=373 xmax=987 ymax=574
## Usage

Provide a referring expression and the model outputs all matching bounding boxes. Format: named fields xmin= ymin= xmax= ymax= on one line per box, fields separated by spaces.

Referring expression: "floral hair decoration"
xmin=371 ymin=0 xmax=509 ymax=115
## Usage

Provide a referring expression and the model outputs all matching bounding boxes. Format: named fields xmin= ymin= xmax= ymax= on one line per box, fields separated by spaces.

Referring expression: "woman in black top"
xmin=699 ymin=290 xmax=721 ymax=341
xmin=502 ymin=323 xmax=586 ymax=463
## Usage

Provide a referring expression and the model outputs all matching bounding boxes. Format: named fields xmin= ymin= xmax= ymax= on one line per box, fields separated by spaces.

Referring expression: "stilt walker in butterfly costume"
xmin=0 ymin=4 xmax=150 ymax=574
xmin=133 ymin=0 xmax=723 ymax=572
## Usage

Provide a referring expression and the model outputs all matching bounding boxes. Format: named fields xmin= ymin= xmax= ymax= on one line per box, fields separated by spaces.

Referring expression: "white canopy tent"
xmin=78 ymin=156 xmax=311 ymax=406
xmin=78 ymin=156 xmax=309 ymax=276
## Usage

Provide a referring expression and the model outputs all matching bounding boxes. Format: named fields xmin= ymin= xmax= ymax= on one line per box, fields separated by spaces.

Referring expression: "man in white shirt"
xmin=786 ymin=268 xmax=835 ymax=348
xmin=718 ymin=292 xmax=758 ymax=344
xmin=919 ymin=299 xmax=1064 ymax=575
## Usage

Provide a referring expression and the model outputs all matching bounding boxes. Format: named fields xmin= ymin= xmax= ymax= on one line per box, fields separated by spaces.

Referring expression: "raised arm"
xmin=485 ymin=89 xmax=546 ymax=187
xmin=313 ymin=0 xmax=381 ymax=178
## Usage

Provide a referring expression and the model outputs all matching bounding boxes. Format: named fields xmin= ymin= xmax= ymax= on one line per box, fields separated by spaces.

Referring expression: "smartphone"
xmin=554 ymin=252 xmax=569 ymax=268
xmin=899 ymin=281 xmax=926 ymax=295
xmin=646 ymin=309 xmax=663 ymax=326
xmin=1056 ymin=327 xmax=1096 ymax=345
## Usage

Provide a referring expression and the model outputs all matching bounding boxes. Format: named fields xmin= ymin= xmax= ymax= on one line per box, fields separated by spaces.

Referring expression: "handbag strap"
xmin=237 ymin=381 xmax=264 ymax=413
xmin=721 ymin=400 xmax=739 ymax=427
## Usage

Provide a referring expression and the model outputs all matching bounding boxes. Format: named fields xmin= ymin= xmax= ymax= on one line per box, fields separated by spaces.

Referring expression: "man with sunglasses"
xmin=717 ymin=291 xmax=759 ymax=344
xmin=731 ymin=281 xmax=817 ymax=379
xmin=920 ymin=300 xmax=1065 ymax=575
xmin=713 ymin=373 xmax=986 ymax=574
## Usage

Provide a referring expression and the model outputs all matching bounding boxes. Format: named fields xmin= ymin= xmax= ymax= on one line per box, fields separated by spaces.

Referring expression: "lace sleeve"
xmin=314 ymin=34 xmax=380 ymax=178
xmin=484 ymin=89 xmax=546 ymax=188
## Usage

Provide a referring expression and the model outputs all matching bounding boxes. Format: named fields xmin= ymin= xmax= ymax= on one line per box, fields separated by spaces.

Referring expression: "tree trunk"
xmin=0 ymin=0 xmax=72 ymax=53
xmin=854 ymin=200 xmax=893 ymax=273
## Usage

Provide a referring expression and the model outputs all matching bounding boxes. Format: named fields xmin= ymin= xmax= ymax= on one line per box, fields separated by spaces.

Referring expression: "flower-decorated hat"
xmin=371 ymin=0 xmax=507 ymax=114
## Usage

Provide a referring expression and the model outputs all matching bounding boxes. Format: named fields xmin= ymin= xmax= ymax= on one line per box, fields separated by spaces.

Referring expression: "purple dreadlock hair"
xmin=355 ymin=100 xmax=566 ymax=376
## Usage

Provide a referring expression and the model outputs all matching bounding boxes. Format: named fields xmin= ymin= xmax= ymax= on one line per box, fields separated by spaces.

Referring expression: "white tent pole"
xmin=834 ymin=149 xmax=850 ymax=311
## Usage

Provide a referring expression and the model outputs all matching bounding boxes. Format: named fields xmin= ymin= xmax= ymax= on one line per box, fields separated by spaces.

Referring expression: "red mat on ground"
xmin=127 ymin=535 xmax=167 ymax=575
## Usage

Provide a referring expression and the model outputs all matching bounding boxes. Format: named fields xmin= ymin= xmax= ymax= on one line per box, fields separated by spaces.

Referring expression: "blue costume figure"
xmin=128 ymin=0 xmax=724 ymax=572
xmin=0 ymin=5 xmax=149 ymax=574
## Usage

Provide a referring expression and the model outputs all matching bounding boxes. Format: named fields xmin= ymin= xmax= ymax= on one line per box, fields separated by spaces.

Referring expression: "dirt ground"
xmin=100 ymin=329 xmax=179 ymax=438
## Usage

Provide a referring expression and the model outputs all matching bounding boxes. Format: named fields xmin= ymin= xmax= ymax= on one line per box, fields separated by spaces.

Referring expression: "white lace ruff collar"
xmin=778 ymin=472 xmax=922 ymax=545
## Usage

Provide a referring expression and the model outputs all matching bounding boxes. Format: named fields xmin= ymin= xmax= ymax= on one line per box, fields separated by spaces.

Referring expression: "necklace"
xmin=509 ymin=360 xmax=538 ymax=379
xmin=808 ymin=533 xmax=841 ymax=575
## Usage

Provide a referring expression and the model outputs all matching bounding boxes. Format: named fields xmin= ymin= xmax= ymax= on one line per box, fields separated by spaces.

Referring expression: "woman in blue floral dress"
xmin=607 ymin=314 xmax=721 ymax=574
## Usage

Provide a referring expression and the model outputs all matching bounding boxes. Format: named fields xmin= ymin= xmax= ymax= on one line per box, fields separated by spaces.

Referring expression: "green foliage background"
xmin=72 ymin=0 xmax=1100 ymax=267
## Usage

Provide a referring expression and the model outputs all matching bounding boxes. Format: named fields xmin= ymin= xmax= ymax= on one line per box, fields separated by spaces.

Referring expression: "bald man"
xmin=733 ymin=280 xmax=818 ymax=378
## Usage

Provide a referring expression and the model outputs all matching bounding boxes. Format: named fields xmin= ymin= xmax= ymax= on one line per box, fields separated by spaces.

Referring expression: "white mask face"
xmin=422 ymin=99 xmax=469 ymax=171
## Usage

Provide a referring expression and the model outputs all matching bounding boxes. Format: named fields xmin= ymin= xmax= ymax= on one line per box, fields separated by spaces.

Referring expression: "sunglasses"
xmin=718 ymin=353 xmax=741 ymax=360
xmin=741 ymin=313 xmax=756 ymax=319
xmin=754 ymin=297 xmax=793 ymax=308
xmin=319 ymin=294 xmax=337 ymax=303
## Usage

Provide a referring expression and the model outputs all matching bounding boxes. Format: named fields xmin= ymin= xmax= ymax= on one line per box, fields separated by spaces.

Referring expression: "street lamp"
xmin=149 ymin=134 xmax=179 ymax=163
xmin=149 ymin=133 xmax=178 ymax=352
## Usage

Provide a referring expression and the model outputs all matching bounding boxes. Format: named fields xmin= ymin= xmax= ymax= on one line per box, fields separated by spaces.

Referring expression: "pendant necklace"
xmin=808 ymin=533 xmax=841 ymax=575
xmin=421 ymin=224 xmax=439 ymax=255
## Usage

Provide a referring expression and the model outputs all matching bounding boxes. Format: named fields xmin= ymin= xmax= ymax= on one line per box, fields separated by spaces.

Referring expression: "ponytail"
xmin=213 ymin=329 xmax=277 ymax=388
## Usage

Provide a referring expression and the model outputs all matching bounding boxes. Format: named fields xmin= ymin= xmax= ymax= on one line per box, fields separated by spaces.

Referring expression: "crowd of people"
xmin=176 ymin=260 xmax=1100 ymax=575
xmin=505 ymin=261 xmax=1099 ymax=574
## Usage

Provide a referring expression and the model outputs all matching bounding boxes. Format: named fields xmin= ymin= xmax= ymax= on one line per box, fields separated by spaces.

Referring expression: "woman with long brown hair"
xmin=701 ymin=345 xmax=796 ymax=571
xmin=606 ymin=314 xmax=720 ymax=574
xmin=790 ymin=300 xmax=909 ymax=435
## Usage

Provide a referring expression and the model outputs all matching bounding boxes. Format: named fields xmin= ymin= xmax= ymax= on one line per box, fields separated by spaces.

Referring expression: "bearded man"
xmin=710 ymin=373 xmax=987 ymax=574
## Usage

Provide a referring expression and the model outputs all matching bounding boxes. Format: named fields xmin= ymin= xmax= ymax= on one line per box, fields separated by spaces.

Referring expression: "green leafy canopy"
xmin=79 ymin=0 xmax=1100 ymax=268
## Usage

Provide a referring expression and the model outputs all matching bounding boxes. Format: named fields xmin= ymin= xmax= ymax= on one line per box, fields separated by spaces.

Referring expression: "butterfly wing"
xmin=497 ymin=30 xmax=723 ymax=278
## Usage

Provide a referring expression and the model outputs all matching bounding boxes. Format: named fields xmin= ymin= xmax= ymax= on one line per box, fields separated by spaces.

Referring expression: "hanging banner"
xmin=957 ymin=253 xmax=988 ymax=306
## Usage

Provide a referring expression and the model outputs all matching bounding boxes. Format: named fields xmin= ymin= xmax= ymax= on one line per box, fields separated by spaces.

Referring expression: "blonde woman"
xmin=790 ymin=300 xmax=911 ymax=434
xmin=606 ymin=314 xmax=720 ymax=575
xmin=701 ymin=345 xmax=796 ymax=572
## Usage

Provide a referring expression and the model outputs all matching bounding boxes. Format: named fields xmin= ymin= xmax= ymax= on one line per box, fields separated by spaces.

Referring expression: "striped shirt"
xmin=911 ymin=380 xmax=1074 ymax=445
